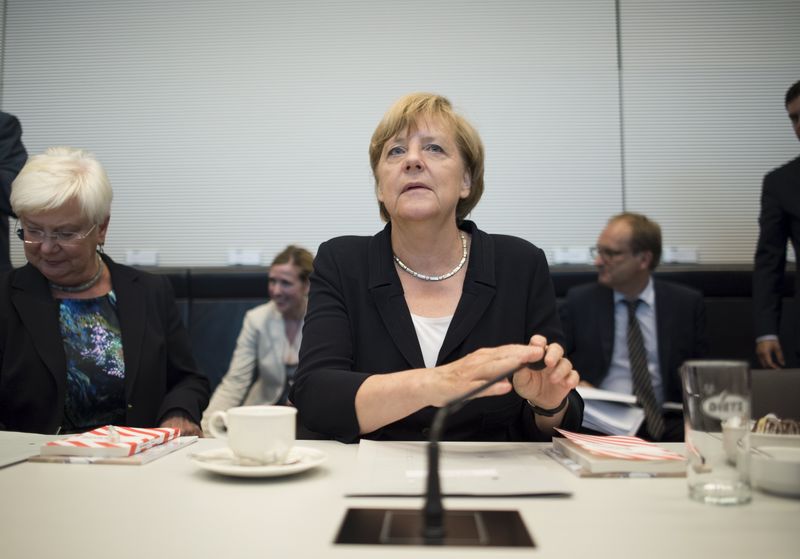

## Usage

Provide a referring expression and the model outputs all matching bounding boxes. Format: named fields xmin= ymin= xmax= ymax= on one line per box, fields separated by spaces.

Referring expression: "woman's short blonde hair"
xmin=10 ymin=146 xmax=112 ymax=224
xmin=369 ymin=93 xmax=485 ymax=222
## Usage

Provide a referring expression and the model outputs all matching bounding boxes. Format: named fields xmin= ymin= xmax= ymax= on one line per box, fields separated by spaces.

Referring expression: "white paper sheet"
xmin=577 ymin=387 xmax=682 ymax=436
xmin=0 ymin=431 xmax=61 ymax=468
xmin=346 ymin=440 xmax=572 ymax=497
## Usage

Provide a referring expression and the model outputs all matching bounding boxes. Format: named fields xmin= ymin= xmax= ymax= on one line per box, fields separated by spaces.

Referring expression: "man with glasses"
xmin=0 ymin=111 xmax=28 ymax=271
xmin=560 ymin=212 xmax=707 ymax=441
xmin=753 ymin=79 xmax=800 ymax=369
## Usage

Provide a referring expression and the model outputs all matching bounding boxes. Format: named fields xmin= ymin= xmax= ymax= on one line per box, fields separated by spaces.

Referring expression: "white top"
xmin=0 ymin=437 xmax=797 ymax=559
xmin=602 ymin=277 xmax=664 ymax=405
xmin=410 ymin=312 xmax=453 ymax=368
xmin=201 ymin=301 xmax=302 ymax=435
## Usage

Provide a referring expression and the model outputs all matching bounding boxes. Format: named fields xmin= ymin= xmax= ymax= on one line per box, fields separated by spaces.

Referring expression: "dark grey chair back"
xmin=751 ymin=368 xmax=800 ymax=420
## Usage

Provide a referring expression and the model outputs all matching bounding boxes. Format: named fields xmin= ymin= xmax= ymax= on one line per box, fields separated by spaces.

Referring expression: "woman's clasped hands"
xmin=426 ymin=335 xmax=579 ymax=410
xmin=513 ymin=335 xmax=580 ymax=411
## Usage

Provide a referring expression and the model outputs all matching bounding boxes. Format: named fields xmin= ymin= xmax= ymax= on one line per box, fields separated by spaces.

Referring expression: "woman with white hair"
xmin=0 ymin=147 xmax=209 ymax=435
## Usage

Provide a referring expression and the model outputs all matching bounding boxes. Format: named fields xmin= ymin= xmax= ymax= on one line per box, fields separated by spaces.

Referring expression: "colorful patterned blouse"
xmin=58 ymin=291 xmax=126 ymax=433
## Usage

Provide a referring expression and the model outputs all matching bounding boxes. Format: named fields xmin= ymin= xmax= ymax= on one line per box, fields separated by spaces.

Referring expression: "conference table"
xmin=1 ymin=437 xmax=797 ymax=559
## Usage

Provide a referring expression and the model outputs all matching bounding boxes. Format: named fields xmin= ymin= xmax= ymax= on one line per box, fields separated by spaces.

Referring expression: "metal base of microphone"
xmin=334 ymin=508 xmax=534 ymax=547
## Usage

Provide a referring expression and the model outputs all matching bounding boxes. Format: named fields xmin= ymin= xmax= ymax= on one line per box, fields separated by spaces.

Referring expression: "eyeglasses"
xmin=590 ymin=246 xmax=632 ymax=261
xmin=16 ymin=221 xmax=98 ymax=246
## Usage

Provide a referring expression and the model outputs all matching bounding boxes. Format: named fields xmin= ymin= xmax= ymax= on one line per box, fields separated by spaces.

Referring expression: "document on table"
xmin=577 ymin=387 xmax=684 ymax=436
xmin=346 ymin=439 xmax=572 ymax=497
xmin=0 ymin=431 xmax=61 ymax=468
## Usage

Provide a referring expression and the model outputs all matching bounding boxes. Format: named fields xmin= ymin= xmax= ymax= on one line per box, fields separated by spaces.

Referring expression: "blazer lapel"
xmin=108 ymin=257 xmax=146 ymax=399
xmin=368 ymin=225 xmax=425 ymax=368
xmin=599 ymin=287 xmax=615 ymax=373
xmin=439 ymin=223 xmax=496 ymax=363
xmin=654 ymin=280 xmax=673 ymax=391
xmin=10 ymin=265 xmax=65 ymax=386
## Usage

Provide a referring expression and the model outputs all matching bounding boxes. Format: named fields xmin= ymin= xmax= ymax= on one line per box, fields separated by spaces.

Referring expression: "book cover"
xmin=40 ymin=425 xmax=180 ymax=458
xmin=550 ymin=429 xmax=686 ymax=477
xmin=31 ymin=436 xmax=196 ymax=465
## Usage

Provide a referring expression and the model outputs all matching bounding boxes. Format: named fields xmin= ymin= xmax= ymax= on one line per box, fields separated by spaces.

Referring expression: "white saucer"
xmin=191 ymin=446 xmax=326 ymax=478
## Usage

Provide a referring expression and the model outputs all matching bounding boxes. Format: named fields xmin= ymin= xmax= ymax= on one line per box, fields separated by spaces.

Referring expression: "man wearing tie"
xmin=560 ymin=213 xmax=707 ymax=441
xmin=753 ymin=79 xmax=800 ymax=369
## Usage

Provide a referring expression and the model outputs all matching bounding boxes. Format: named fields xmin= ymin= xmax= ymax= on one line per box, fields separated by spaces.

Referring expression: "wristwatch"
xmin=527 ymin=396 xmax=568 ymax=417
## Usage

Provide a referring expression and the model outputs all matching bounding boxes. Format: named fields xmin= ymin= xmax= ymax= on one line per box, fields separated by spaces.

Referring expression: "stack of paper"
xmin=41 ymin=425 xmax=180 ymax=458
xmin=577 ymin=386 xmax=645 ymax=436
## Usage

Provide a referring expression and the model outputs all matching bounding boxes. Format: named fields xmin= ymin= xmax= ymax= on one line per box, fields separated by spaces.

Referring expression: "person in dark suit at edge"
xmin=754 ymin=79 xmax=800 ymax=369
xmin=560 ymin=213 xmax=707 ymax=441
xmin=0 ymin=111 xmax=28 ymax=271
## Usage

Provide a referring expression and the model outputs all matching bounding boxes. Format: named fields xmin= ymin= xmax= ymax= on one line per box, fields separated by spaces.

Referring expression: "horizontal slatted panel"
xmin=620 ymin=0 xmax=800 ymax=263
xmin=3 ymin=0 xmax=619 ymax=266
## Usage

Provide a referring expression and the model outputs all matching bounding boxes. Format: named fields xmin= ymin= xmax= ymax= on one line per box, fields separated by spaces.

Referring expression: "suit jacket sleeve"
xmin=291 ymin=239 xmax=370 ymax=440
xmin=0 ymin=113 xmax=27 ymax=217
xmin=753 ymin=170 xmax=789 ymax=337
xmin=661 ymin=285 xmax=709 ymax=403
xmin=148 ymin=274 xmax=211 ymax=425
xmin=558 ymin=285 xmax=615 ymax=387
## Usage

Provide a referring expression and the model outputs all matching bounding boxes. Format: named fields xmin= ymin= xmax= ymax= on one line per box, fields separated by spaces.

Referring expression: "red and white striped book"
xmin=552 ymin=429 xmax=686 ymax=476
xmin=41 ymin=426 xmax=180 ymax=458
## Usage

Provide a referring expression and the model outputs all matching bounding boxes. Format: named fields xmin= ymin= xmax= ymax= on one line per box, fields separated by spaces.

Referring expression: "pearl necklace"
xmin=49 ymin=254 xmax=105 ymax=293
xmin=393 ymin=232 xmax=468 ymax=282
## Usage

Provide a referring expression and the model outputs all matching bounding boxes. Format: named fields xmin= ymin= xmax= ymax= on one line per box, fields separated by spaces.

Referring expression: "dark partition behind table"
xmin=147 ymin=264 xmax=795 ymax=391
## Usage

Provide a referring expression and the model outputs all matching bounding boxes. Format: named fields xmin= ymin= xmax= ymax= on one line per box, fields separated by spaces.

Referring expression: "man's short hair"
xmin=610 ymin=212 xmax=662 ymax=271
xmin=785 ymin=79 xmax=800 ymax=107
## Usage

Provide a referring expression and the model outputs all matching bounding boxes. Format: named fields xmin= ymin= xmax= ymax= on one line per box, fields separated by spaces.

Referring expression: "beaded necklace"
xmin=393 ymin=232 xmax=467 ymax=282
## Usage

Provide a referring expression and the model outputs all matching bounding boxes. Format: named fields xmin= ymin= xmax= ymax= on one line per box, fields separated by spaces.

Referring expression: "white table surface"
xmin=1 ymin=437 xmax=798 ymax=559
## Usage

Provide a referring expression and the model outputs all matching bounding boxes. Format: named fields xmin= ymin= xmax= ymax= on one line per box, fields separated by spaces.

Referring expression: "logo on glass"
xmin=701 ymin=391 xmax=749 ymax=420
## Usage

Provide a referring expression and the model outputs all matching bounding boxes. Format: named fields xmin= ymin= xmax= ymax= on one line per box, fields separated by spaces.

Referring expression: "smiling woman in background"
xmin=0 ymin=147 xmax=209 ymax=435
xmin=291 ymin=93 xmax=583 ymax=442
xmin=202 ymin=245 xmax=312 ymax=436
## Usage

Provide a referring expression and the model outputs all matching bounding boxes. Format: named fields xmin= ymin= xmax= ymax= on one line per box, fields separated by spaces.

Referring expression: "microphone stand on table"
xmin=336 ymin=362 xmax=544 ymax=548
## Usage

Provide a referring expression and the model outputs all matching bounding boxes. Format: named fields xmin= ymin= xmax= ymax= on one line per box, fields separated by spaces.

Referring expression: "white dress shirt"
xmin=600 ymin=278 xmax=664 ymax=406
xmin=410 ymin=312 xmax=453 ymax=369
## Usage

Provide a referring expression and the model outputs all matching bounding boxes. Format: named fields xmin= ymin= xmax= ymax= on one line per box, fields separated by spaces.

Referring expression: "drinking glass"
xmin=680 ymin=360 xmax=751 ymax=505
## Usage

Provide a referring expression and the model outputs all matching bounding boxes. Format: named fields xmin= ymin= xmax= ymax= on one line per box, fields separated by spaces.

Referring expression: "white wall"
xmin=621 ymin=0 xmax=800 ymax=262
xmin=2 ymin=0 xmax=798 ymax=267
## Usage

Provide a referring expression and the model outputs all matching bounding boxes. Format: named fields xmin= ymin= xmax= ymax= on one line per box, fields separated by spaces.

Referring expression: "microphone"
xmin=335 ymin=359 xmax=545 ymax=548
xmin=422 ymin=359 xmax=546 ymax=542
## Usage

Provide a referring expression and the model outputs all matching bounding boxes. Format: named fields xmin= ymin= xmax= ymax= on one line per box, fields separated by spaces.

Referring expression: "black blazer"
xmin=559 ymin=280 xmax=707 ymax=404
xmin=754 ymin=156 xmax=800 ymax=346
xmin=291 ymin=220 xmax=583 ymax=442
xmin=0 ymin=112 xmax=27 ymax=271
xmin=0 ymin=254 xmax=210 ymax=434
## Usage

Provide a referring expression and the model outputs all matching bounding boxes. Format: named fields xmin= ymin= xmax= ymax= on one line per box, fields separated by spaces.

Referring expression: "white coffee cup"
xmin=208 ymin=405 xmax=297 ymax=465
